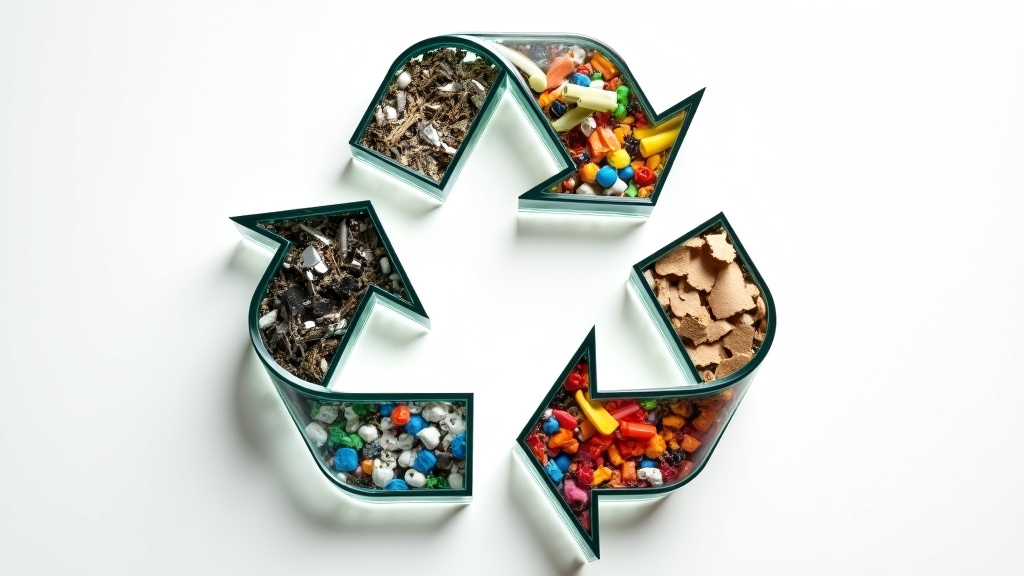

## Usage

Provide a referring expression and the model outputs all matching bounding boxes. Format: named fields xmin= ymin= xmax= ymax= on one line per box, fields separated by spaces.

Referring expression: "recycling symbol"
xmin=235 ymin=34 xmax=774 ymax=561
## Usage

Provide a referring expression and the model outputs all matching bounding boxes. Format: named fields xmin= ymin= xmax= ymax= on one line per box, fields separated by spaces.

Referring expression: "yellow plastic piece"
xmin=574 ymin=390 xmax=619 ymax=436
xmin=669 ymin=402 xmax=693 ymax=417
xmin=579 ymin=162 xmax=599 ymax=184
xmin=621 ymin=115 xmax=635 ymax=125
xmin=551 ymin=106 xmax=592 ymax=132
xmin=579 ymin=419 xmax=596 ymax=441
xmin=632 ymin=111 xmax=687 ymax=140
xmin=561 ymin=83 xmax=618 ymax=112
xmin=608 ymin=149 xmax=631 ymax=169
xmin=612 ymin=126 xmax=630 ymax=144
xmin=630 ymin=159 xmax=645 ymax=173
xmin=490 ymin=42 xmax=547 ymax=92
xmin=591 ymin=466 xmax=613 ymax=486
xmin=639 ymin=129 xmax=679 ymax=158
xmin=637 ymin=185 xmax=654 ymax=198
xmin=644 ymin=434 xmax=667 ymax=459
xmin=646 ymin=153 xmax=662 ymax=171
xmin=662 ymin=414 xmax=686 ymax=429
xmin=607 ymin=444 xmax=624 ymax=466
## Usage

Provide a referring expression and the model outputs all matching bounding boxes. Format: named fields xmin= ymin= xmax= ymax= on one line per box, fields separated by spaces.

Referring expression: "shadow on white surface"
xmin=515 ymin=211 xmax=645 ymax=241
xmin=507 ymin=451 xmax=585 ymax=574
xmin=231 ymin=344 xmax=466 ymax=531
xmin=338 ymin=159 xmax=442 ymax=218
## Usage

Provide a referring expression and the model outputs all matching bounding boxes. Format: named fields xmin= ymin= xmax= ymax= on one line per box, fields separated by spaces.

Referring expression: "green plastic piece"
xmin=624 ymin=183 xmax=638 ymax=197
xmin=338 ymin=433 xmax=364 ymax=450
xmin=639 ymin=398 xmax=657 ymax=411
xmin=350 ymin=34 xmax=705 ymax=217
xmin=351 ymin=403 xmax=372 ymax=416
xmin=515 ymin=213 xmax=777 ymax=561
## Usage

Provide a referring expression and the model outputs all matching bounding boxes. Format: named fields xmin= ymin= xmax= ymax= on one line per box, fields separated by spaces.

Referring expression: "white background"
xmin=2 ymin=1 xmax=1023 ymax=574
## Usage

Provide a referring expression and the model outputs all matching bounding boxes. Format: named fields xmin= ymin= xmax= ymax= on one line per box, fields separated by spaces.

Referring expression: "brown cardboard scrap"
xmin=685 ymin=342 xmax=726 ymax=367
xmin=716 ymin=352 xmax=752 ymax=379
xmin=706 ymin=232 xmax=737 ymax=264
xmin=708 ymin=262 xmax=755 ymax=319
xmin=723 ymin=323 xmax=755 ymax=356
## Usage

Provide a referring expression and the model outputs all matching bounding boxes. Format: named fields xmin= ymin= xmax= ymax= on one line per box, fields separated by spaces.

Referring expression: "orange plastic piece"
xmin=609 ymin=470 xmax=623 ymax=487
xmin=661 ymin=414 xmax=685 ymax=429
xmin=579 ymin=162 xmax=599 ymax=183
xmin=644 ymin=434 xmax=667 ymax=459
xmin=586 ymin=126 xmax=621 ymax=163
xmin=621 ymin=460 xmax=637 ymax=482
xmin=361 ymin=459 xmax=373 ymax=475
xmin=631 ymin=159 xmax=645 ymax=173
xmin=681 ymin=434 xmax=702 ymax=453
xmin=646 ymin=153 xmax=662 ymax=171
xmin=579 ymin=419 xmax=596 ymax=441
xmin=718 ymin=390 xmax=734 ymax=401
xmin=618 ymin=438 xmax=646 ymax=459
xmin=638 ymin=185 xmax=654 ymax=198
xmin=620 ymin=421 xmax=657 ymax=440
xmin=670 ymin=402 xmax=694 ymax=418
xmin=607 ymin=443 xmax=624 ymax=466
xmin=548 ymin=428 xmax=573 ymax=448
xmin=590 ymin=51 xmax=619 ymax=80
xmin=621 ymin=115 xmax=635 ymax=125
xmin=613 ymin=126 xmax=631 ymax=144
xmin=546 ymin=55 xmax=575 ymax=90
xmin=391 ymin=405 xmax=411 ymax=426
xmin=692 ymin=407 xmax=717 ymax=432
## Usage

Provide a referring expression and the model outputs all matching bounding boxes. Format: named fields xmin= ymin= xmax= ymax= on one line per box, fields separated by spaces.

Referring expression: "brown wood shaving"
xmin=653 ymin=244 xmax=692 ymax=276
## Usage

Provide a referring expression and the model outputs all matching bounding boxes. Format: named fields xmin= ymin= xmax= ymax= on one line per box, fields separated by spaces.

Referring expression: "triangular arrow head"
xmin=350 ymin=34 xmax=704 ymax=216
xmin=233 ymin=201 xmax=471 ymax=501
xmin=516 ymin=215 xmax=777 ymax=560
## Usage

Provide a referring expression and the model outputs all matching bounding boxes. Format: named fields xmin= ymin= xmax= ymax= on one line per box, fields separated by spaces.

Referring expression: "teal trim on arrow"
xmin=350 ymin=33 xmax=704 ymax=217
xmin=515 ymin=214 xmax=776 ymax=559
xmin=232 ymin=201 xmax=472 ymax=502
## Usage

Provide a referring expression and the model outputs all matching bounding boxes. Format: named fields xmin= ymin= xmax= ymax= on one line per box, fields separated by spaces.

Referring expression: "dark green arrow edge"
xmin=514 ymin=213 xmax=776 ymax=559
xmin=232 ymin=200 xmax=473 ymax=502
xmin=349 ymin=33 xmax=704 ymax=217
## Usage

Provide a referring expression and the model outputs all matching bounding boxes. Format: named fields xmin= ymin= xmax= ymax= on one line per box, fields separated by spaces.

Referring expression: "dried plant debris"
xmin=257 ymin=212 xmax=408 ymax=385
xmin=646 ymin=227 xmax=768 ymax=382
xmin=361 ymin=48 xmax=499 ymax=183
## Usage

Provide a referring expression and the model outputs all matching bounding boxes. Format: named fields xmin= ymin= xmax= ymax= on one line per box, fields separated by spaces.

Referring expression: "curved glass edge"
xmin=269 ymin=368 xmax=473 ymax=502
xmin=514 ymin=212 xmax=776 ymax=556
xmin=629 ymin=212 xmax=778 ymax=393
xmin=348 ymin=37 xmax=512 ymax=202
xmin=232 ymin=202 xmax=472 ymax=502
xmin=350 ymin=33 xmax=704 ymax=217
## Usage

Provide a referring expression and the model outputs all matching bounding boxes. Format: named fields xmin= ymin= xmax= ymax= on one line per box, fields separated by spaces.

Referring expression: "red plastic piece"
xmin=527 ymin=433 xmax=548 ymax=465
xmin=633 ymin=166 xmax=655 ymax=187
xmin=552 ymin=409 xmax=578 ymax=430
xmin=619 ymin=421 xmax=657 ymax=440
xmin=564 ymin=372 xmax=587 ymax=392
xmin=580 ymin=434 xmax=614 ymax=460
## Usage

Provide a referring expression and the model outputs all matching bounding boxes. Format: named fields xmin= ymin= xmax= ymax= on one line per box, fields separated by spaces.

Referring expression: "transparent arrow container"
xmin=350 ymin=34 xmax=703 ymax=217
xmin=515 ymin=213 xmax=775 ymax=559
xmin=234 ymin=202 xmax=473 ymax=502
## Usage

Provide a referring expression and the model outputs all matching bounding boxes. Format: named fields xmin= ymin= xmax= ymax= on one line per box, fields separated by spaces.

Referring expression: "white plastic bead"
xmin=442 ymin=413 xmax=465 ymax=436
xmin=637 ymin=467 xmax=664 ymax=487
xmin=313 ymin=405 xmax=338 ymax=424
xmin=396 ymin=70 xmax=412 ymax=89
xmin=357 ymin=424 xmax=379 ymax=443
xmin=448 ymin=471 xmax=464 ymax=489
xmin=380 ymin=431 xmax=400 ymax=451
xmin=398 ymin=449 xmax=418 ymax=468
xmin=404 ymin=469 xmax=427 ymax=488
xmin=422 ymin=403 xmax=447 ymax=423
xmin=372 ymin=466 xmax=394 ymax=488
xmin=397 ymin=433 xmax=416 ymax=450
xmin=305 ymin=422 xmax=328 ymax=448
xmin=416 ymin=426 xmax=441 ymax=450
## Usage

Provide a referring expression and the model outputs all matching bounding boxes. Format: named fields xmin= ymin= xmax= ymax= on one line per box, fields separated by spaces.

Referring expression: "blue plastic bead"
xmin=413 ymin=450 xmax=438 ymax=473
xmin=542 ymin=417 xmax=560 ymax=435
xmin=450 ymin=433 xmax=467 ymax=460
xmin=380 ymin=403 xmax=394 ymax=417
xmin=385 ymin=479 xmax=409 ymax=491
xmin=544 ymin=460 xmax=565 ymax=483
xmin=405 ymin=414 xmax=427 ymax=436
xmin=618 ymin=165 xmax=634 ymax=181
xmin=595 ymin=165 xmax=617 ymax=188
xmin=549 ymin=100 xmax=567 ymax=119
xmin=333 ymin=448 xmax=359 ymax=472
xmin=570 ymin=72 xmax=591 ymax=87
xmin=554 ymin=453 xmax=572 ymax=473
xmin=640 ymin=458 xmax=658 ymax=470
